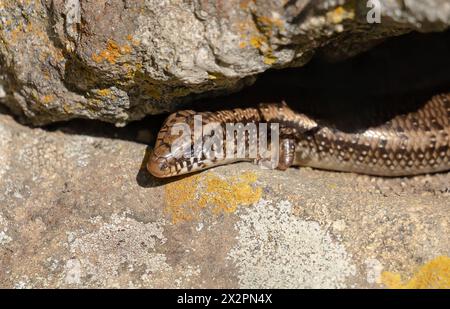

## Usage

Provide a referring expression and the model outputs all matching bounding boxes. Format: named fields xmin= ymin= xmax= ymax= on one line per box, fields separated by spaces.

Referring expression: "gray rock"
xmin=0 ymin=110 xmax=449 ymax=288
xmin=0 ymin=0 xmax=449 ymax=125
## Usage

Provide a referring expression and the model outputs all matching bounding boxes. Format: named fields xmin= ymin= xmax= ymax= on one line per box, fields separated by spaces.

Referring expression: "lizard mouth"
xmin=147 ymin=153 xmax=173 ymax=178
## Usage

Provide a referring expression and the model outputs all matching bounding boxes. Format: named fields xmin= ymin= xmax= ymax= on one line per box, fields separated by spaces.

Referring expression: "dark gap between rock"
xmin=37 ymin=30 xmax=450 ymax=145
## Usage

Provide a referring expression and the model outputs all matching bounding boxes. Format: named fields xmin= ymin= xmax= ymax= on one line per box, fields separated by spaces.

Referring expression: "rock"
xmin=1 ymin=0 xmax=449 ymax=125
xmin=0 ymin=0 xmax=449 ymax=289
xmin=0 ymin=110 xmax=448 ymax=288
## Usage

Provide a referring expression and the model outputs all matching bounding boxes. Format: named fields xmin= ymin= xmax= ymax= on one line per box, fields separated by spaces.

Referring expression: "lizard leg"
xmin=254 ymin=137 xmax=296 ymax=170
xmin=277 ymin=138 xmax=296 ymax=171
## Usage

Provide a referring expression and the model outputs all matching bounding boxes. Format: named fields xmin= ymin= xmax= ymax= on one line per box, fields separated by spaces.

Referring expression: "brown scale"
xmin=148 ymin=93 xmax=450 ymax=178
xmin=292 ymin=94 xmax=450 ymax=176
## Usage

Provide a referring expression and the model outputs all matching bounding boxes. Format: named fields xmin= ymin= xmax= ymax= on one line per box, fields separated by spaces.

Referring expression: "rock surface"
xmin=0 ymin=0 xmax=449 ymax=289
xmin=0 ymin=108 xmax=448 ymax=288
xmin=1 ymin=0 xmax=450 ymax=125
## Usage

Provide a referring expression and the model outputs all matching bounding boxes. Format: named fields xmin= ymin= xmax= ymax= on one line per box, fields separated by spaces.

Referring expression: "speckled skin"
xmin=148 ymin=93 xmax=450 ymax=177
xmin=294 ymin=93 xmax=450 ymax=176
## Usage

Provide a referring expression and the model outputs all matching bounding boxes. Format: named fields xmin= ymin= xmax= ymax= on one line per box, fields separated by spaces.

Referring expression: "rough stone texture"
xmin=0 ymin=108 xmax=449 ymax=289
xmin=0 ymin=0 xmax=449 ymax=290
xmin=1 ymin=0 xmax=450 ymax=125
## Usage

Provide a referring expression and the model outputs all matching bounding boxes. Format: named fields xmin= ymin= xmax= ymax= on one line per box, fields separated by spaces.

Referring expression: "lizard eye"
xmin=159 ymin=161 xmax=169 ymax=171
xmin=147 ymin=153 xmax=171 ymax=177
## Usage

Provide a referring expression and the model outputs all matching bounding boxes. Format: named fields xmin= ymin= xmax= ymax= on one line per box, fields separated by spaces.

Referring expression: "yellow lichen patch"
xmin=198 ymin=172 xmax=262 ymax=214
xmin=62 ymin=101 xmax=85 ymax=114
xmin=96 ymin=89 xmax=112 ymax=97
xmin=164 ymin=175 xmax=204 ymax=224
xmin=249 ymin=35 xmax=277 ymax=64
xmin=123 ymin=62 xmax=143 ymax=80
xmin=239 ymin=41 xmax=247 ymax=48
xmin=263 ymin=55 xmax=277 ymax=65
xmin=126 ymin=34 xmax=141 ymax=47
xmin=41 ymin=94 xmax=55 ymax=105
xmin=85 ymin=98 xmax=104 ymax=111
xmin=164 ymin=172 xmax=262 ymax=224
xmin=249 ymin=36 xmax=264 ymax=49
xmin=256 ymin=15 xmax=285 ymax=34
xmin=242 ymin=15 xmax=282 ymax=66
xmin=92 ymin=39 xmax=132 ymax=64
xmin=246 ymin=16 xmax=284 ymax=48
xmin=121 ymin=44 xmax=132 ymax=55
xmin=381 ymin=256 xmax=450 ymax=289
xmin=326 ymin=6 xmax=355 ymax=24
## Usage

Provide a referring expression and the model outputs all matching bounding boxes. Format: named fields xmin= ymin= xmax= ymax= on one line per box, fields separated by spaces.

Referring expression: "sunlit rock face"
xmin=0 ymin=0 xmax=449 ymax=125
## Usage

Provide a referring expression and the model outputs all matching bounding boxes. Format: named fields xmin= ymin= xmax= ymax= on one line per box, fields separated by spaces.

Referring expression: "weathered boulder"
xmin=0 ymin=109 xmax=449 ymax=288
xmin=0 ymin=0 xmax=449 ymax=125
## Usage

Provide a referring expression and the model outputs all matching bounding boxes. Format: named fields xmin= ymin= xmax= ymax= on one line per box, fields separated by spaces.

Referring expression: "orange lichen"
xmin=198 ymin=172 xmax=262 ymax=214
xmin=41 ymin=94 xmax=55 ymax=105
xmin=326 ymin=6 xmax=355 ymax=24
xmin=164 ymin=175 xmax=204 ymax=224
xmin=164 ymin=172 xmax=262 ymax=224
xmin=92 ymin=39 xmax=132 ymax=64
xmin=239 ymin=41 xmax=247 ymax=48
xmin=263 ymin=55 xmax=277 ymax=65
xmin=126 ymin=34 xmax=141 ymax=47
xmin=123 ymin=62 xmax=143 ymax=80
xmin=256 ymin=15 xmax=284 ymax=34
xmin=96 ymin=89 xmax=112 ymax=97
xmin=249 ymin=36 xmax=264 ymax=49
xmin=240 ymin=15 xmax=282 ymax=65
xmin=381 ymin=256 xmax=450 ymax=289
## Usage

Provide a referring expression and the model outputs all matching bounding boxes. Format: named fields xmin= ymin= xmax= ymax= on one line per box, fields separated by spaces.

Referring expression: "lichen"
xmin=164 ymin=172 xmax=262 ymax=224
xmin=69 ymin=212 xmax=169 ymax=287
xmin=263 ymin=55 xmax=277 ymax=65
xmin=96 ymin=89 xmax=112 ymax=97
xmin=92 ymin=39 xmax=132 ymax=64
xmin=41 ymin=94 xmax=55 ymax=105
xmin=239 ymin=13 xmax=283 ymax=66
xmin=228 ymin=199 xmax=356 ymax=288
xmin=126 ymin=34 xmax=141 ymax=47
xmin=164 ymin=174 xmax=203 ymax=224
xmin=198 ymin=171 xmax=262 ymax=214
xmin=326 ymin=6 xmax=355 ymax=24
xmin=381 ymin=256 xmax=450 ymax=289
